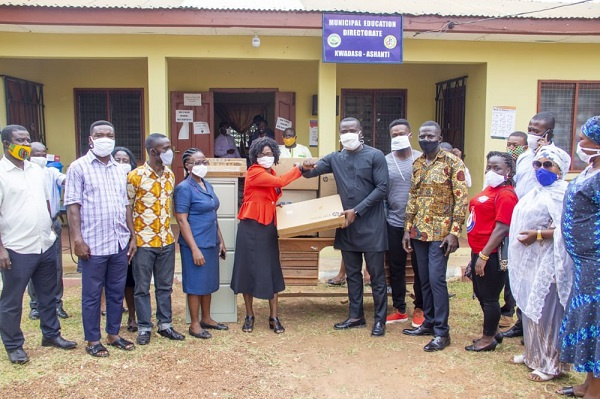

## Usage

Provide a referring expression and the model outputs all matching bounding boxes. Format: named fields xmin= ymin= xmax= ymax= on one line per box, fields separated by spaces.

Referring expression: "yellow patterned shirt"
xmin=405 ymin=149 xmax=468 ymax=242
xmin=127 ymin=163 xmax=175 ymax=247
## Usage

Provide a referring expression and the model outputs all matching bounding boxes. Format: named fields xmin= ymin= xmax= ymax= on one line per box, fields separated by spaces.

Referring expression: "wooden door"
xmin=170 ymin=91 xmax=214 ymax=183
xmin=274 ymin=91 xmax=295 ymax=144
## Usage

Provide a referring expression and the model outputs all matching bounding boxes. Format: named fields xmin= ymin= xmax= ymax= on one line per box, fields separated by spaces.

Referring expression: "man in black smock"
xmin=303 ymin=117 xmax=389 ymax=337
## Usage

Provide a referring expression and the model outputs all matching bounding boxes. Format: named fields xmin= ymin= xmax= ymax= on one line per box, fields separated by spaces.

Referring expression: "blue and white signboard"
xmin=322 ymin=13 xmax=403 ymax=64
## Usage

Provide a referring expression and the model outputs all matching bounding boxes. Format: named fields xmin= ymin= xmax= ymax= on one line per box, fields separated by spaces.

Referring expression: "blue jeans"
xmin=80 ymin=245 xmax=128 ymax=341
xmin=133 ymin=244 xmax=176 ymax=332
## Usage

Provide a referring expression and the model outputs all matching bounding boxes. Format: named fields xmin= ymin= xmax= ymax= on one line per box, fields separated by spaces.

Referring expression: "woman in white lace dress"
xmin=508 ymin=145 xmax=573 ymax=382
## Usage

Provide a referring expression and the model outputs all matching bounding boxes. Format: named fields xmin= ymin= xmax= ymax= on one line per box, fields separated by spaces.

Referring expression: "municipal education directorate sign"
xmin=322 ymin=13 xmax=403 ymax=64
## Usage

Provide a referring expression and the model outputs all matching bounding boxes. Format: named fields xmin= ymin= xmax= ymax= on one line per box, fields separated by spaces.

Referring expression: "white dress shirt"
xmin=278 ymin=144 xmax=313 ymax=158
xmin=0 ymin=157 xmax=56 ymax=254
xmin=214 ymin=133 xmax=241 ymax=158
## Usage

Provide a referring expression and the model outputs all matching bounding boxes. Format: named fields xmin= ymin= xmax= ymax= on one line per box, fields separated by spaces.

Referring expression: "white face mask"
xmin=118 ymin=163 xmax=132 ymax=174
xmin=192 ymin=164 xmax=208 ymax=178
xmin=391 ymin=135 xmax=411 ymax=151
xmin=340 ymin=132 xmax=362 ymax=150
xmin=485 ymin=170 xmax=506 ymax=188
xmin=91 ymin=137 xmax=115 ymax=158
xmin=30 ymin=156 xmax=47 ymax=168
xmin=576 ymin=142 xmax=600 ymax=164
xmin=527 ymin=133 xmax=542 ymax=151
xmin=159 ymin=149 xmax=174 ymax=166
xmin=257 ymin=156 xmax=275 ymax=169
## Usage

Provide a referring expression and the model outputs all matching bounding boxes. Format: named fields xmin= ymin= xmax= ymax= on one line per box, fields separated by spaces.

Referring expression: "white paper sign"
xmin=193 ymin=122 xmax=210 ymax=135
xmin=178 ymin=123 xmax=190 ymax=140
xmin=184 ymin=93 xmax=202 ymax=107
xmin=176 ymin=110 xmax=194 ymax=123
xmin=309 ymin=120 xmax=318 ymax=147
xmin=491 ymin=106 xmax=517 ymax=139
xmin=275 ymin=117 xmax=293 ymax=131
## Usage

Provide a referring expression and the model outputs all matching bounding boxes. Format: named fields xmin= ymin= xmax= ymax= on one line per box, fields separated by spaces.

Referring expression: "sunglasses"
xmin=532 ymin=160 xmax=556 ymax=169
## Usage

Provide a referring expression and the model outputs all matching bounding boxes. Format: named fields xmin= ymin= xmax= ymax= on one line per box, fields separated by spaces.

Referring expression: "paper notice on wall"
xmin=491 ymin=106 xmax=517 ymax=139
xmin=176 ymin=110 xmax=194 ymax=123
xmin=275 ymin=117 xmax=293 ymax=131
xmin=309 ymin=120 xmax=318 ymax=147
xmin=184 ymin=93 xmax=202 ymax=106
xmin=178 ymin=123 xmax=190 ymax=140
xmin=193 ymin=122 xmax=210 ymax=135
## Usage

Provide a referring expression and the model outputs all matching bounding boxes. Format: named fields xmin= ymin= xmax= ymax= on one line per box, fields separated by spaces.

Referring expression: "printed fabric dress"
xmin=560 ymin=167 xmax=600 ymax=377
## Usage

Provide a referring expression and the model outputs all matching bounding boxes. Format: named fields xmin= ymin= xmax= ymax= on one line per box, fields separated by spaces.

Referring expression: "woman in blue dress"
xmin=558 ymin=116 xmax=600 ymax=398
xmin=175 ymin=148 xmax=227 ymax=339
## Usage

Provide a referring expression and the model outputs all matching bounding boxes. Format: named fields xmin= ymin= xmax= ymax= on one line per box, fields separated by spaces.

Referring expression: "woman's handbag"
xmin=497 ymin=236 xmax=509 ymax=272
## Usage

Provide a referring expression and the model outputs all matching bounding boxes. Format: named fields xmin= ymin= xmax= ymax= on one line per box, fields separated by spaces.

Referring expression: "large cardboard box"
xmin=276 ymin=195 xmax=345 ymax=238
xmin=318 ymin=173 xmax=338 ymax=197
xmin=206 ymin=158 xmax=247 ymax=178
xmin=273 ymin=158 xmax=319 ymax=190
xmin=279 ymin=189 xmax=317 ymax=205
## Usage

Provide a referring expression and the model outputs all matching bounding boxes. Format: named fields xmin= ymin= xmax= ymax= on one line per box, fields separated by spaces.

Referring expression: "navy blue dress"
xmin=174 ymin=177 xmax=220 ymax=295
xmin=560 ymin=167 xmax=600 ymax=377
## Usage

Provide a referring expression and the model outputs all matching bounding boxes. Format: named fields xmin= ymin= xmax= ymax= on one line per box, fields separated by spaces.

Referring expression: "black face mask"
xmin=419 ymin=140 xmax=439 ymax=154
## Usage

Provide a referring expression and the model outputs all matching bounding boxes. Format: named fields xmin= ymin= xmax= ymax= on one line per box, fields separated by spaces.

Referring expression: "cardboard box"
xmin=318 ymin=173 xmax=338 ymax=197
xmin=206 ymin=158 xmax=247 ymax=178
xmin=276 ymin=195 xmax=345 ymax=238
xmin=273 ymin=158 xmax=319 ymax=190
xmin=279 ymin=190 xmax=317 ymax=205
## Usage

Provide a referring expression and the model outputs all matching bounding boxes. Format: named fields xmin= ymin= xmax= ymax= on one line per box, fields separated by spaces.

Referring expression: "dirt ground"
xmin=0 ymin=281 xmax=583 ymax=399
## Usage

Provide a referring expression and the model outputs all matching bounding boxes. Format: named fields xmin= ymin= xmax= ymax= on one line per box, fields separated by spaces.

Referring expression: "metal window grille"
xmin=2 ymin=75 xmax=46 ymax=144
xmin=435 ymin=76 xmax=467 ymax=153
xmin=341 ymin=90 xmax=407 ymax=153
xmin=75 ymin=89 xmax=144 ymax=161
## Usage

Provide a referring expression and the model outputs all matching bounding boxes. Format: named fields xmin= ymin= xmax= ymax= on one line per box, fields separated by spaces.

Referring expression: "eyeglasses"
xmin=257 ymin=152 xmax=274 ymax=158
xmin=188 ymin=160 xmax=210 ymax=166
xmin=532 ymin=160 xmax=556 ymax=169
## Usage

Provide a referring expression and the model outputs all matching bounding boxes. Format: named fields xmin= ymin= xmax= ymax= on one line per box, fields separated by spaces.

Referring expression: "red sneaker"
xmin=386 ymin=310 xmax=408 ymax=324
xmin=412 ymin=308 xmax=424 ymax=328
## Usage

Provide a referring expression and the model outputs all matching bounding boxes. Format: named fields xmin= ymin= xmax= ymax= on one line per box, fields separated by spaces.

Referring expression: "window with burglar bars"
xmin=75 ymin=89 xmax=145 ymax=161
xmin=341 ymin=89 xmax=407 ymax=153
xmin=3 ymin=76 xmax=46 ymax=144
xmin=539 ymin=81 xmax=600 ymax=171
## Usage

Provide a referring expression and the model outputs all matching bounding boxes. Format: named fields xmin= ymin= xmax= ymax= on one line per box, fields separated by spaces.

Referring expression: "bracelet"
xmin=478 ymin=252 xmax=490 ymax=261
xmin=536 ymin=229 xmax=543 ymax=241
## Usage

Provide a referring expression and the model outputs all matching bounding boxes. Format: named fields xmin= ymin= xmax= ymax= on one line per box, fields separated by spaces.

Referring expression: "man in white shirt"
xmin=27 ymin=142 xmax=69 ymax=320
xmin=279 ymin=128 xmax=313 ymax=158
xmin=0 ymin=125 xmax=76 ymax=364
xmin=214 ymin=122 xmax=241 ymax=158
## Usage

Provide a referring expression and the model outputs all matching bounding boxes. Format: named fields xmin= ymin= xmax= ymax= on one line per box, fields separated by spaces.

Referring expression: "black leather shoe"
xmin=56 ymin=307 xmax=70 ymax=319
xmin=501 ymin=325 xmax=523 ymax=338
xmin=402 ymin=325 xmax=434 ymax=336
xmin=157 ymin=327 xmax=185 ymax=341
xmin=465 ymin=339 xmax=498 ymax=352
xmin=242 ymin=315 xmax=255 ymax=333
xmin=371 ymin=322 xmax=385 ymax=337
xmin=200 ymin=321 xmax=229 ymax=331
xmin=41 ymin=335 xmax=77 ymax=350
xmin=334 ymin=318 xmax=367 ymax=330
xmin=7 ymin=348 xmax=29 ymax=364
xmin=188 ymin=328 xmax=212 ymax=339
xmin=269 ymin=317 xmax=285 ymax=334
xmin=29 ymin=309 xmax=40 ymax=320
xmin=424 ymin=335 xmax=451 ymax=352
xmin=136 ymin=331 xmax=151 ymax=345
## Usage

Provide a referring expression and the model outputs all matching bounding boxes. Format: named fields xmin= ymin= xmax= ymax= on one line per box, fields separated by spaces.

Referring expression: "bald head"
xmin=30 ymin=142 xmax=47 ymax=157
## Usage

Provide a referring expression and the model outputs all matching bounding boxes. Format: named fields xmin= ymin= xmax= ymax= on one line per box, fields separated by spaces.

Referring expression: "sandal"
xmin=242 ymin=315 xmax=254 ymax=333
xmin=86 ymin=343 xmax=109 ymax=357
xmin=529 ymin=369 xmax=555 ymax=382
xmin=269 ymin=317 xmax=285 ymax=334
xmin=327 ymin=278 xmax=345 ymax=286
xmin=556 ymin=386 xmax=584 ymax=397
xmin=108 ymin=337 xmax=135 ymax=351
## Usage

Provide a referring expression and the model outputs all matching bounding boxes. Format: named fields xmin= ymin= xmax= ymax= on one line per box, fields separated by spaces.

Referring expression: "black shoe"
xmin=424 ymin=335 xmax=451 ymax=352
xmin=7 ymin=348 xmax=29 ymax=364
xmin=41 ymin=335 xmax=77 ymax=350
xmin=334 ymin=318 xmax=367 ymax=330
xmin=371 ymin=322 xmax=385 ymax=337
xmin=29 ymin=309 xmax=40 ymax=320
xmin=56 ymin=307 xmax=70 ymax=319
xmin=188 ymin=328 xmax=212 ymax=339
xmin=200 ymin=321 xmax=229 ymax=331
xmin=269 ymin=317 xmax=285 ymax=334
xmin=495 ymin=332 xmax=504 ymax=344
xmin=157 ymin=327 xmax=185 ymax=341
xmin=402 ymin=325 xmax=434 ymax=336
xmin=136 ymin=331 xmax=151 ymax=345
xmin=242 ymin=315 xmax=255 ymax=333
xmin=501 ymin=325 xmax=523 ymax=338
xmin=465 ymin=339 xmax=498 ymax=352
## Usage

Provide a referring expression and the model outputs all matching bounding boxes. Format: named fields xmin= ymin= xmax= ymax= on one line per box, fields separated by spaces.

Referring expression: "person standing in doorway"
xmin=214 ymin=122 xmax=241 ymax=158
xmin=279 ymin=128 xmax=313 ymax=158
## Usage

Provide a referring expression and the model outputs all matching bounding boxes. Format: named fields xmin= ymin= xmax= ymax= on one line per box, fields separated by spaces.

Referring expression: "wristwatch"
xmin=536 ymin=229 xmax=543 ymax=241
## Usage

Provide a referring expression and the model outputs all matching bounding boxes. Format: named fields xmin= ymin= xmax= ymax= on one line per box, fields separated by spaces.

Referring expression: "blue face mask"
xmin=535 ymin=168 xmax=558 ymax=186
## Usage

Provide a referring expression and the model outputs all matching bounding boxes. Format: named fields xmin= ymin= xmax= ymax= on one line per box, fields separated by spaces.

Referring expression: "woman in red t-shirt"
xmin=465 ymin=151 xmax=518 ymax=352
xmin=230 ymin=137 xmax=304 ymax=334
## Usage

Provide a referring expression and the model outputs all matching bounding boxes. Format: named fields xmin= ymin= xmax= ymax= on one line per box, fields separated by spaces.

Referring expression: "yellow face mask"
xmin=283 ymin=137 xmax=296 ymax=147
xmin=7 ymin=143 xmax=31 ymax=160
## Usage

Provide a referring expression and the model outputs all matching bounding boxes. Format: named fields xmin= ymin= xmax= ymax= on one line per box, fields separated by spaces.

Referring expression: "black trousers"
xmin=387 ymin=224 xmax=422 ymax=312
xmin=471 ymin=252 xmax=506 ymax=336
xmin=501 ymin=271 xmax=516 ymax=317
xmin=0 ymin=247 xmax=61 ymax=351
xmin=341 ymin=251 xmax=387 ymax=324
